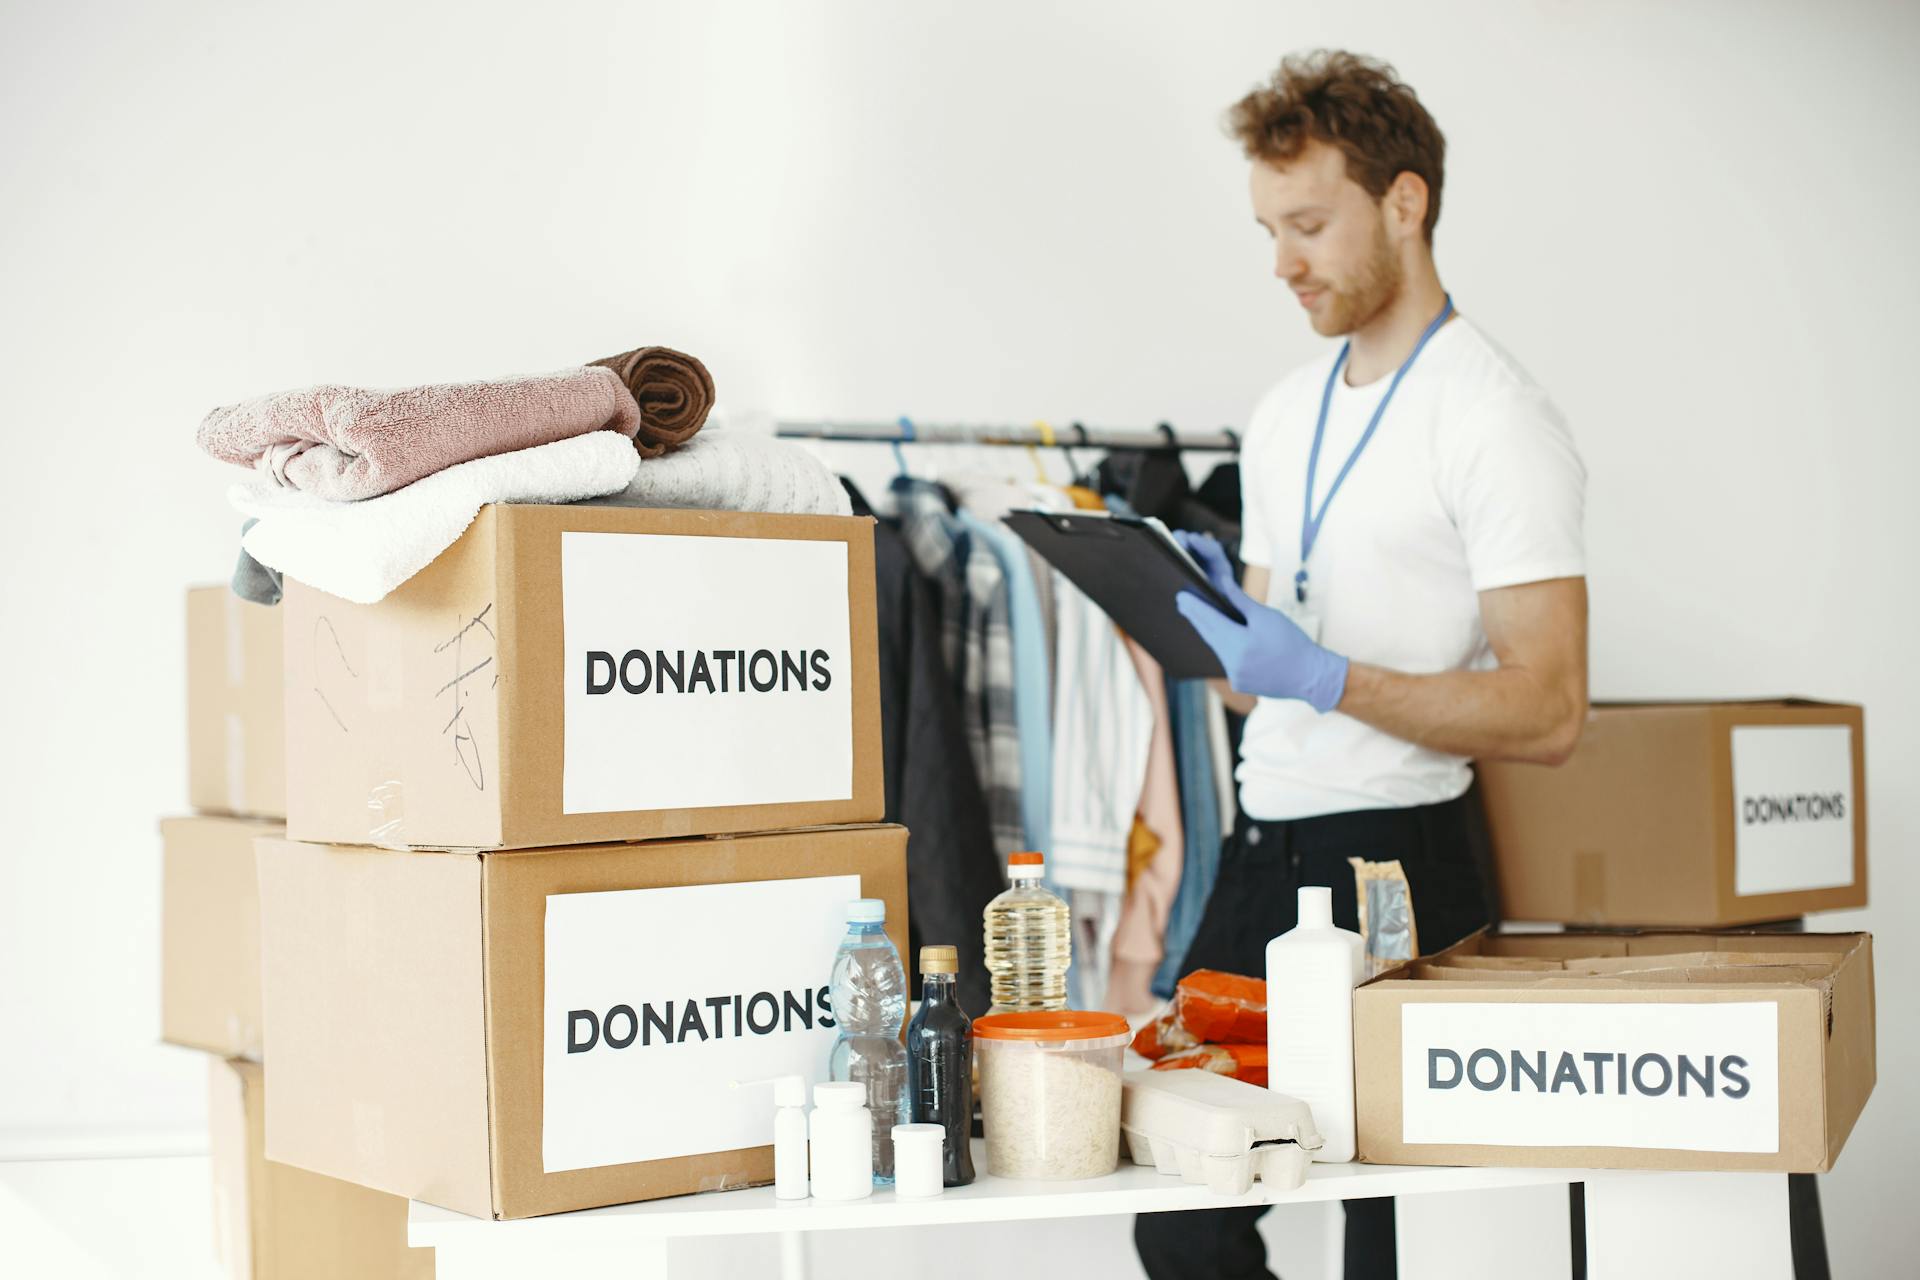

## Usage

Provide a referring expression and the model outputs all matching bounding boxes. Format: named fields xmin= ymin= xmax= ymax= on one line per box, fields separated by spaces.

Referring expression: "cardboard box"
xmin=161 ymin=814 xmax=282 ymax=1059
xmin=1355 ymin=929 xmax=1875 ymax=1173
xmin=257 ymin=823 xmax=908 ymax=1218
xmin=1478 ymin=700 xmax=1867 ymax=926
xmin=209 ymin=1057 xmax=433 ymax=1280
xmin=188 ymin=587 xmax=287 ymax=819
xmin=281 ymin=504 xmax=884 ymax=851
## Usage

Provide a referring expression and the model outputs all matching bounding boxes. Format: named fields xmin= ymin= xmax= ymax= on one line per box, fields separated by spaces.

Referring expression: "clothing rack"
xmin=775 ymin=418 xmax=1241 ymax=453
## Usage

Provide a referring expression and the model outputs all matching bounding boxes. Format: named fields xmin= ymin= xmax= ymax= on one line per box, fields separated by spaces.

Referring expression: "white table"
xmin=409 ymin=1141 xmax=1794 ymax=1280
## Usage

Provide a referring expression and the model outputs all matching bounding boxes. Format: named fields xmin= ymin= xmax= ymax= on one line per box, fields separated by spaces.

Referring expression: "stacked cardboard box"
xmin=167 ymin=590 xmax=433 ymax=1277
xmin=208 ymin=1059 xmax=434 ymax=1280
xmin=1478 ymin=699 xmax=1867 ymax=927
xmin=252 ymin=504 xmax=906 ymax=1219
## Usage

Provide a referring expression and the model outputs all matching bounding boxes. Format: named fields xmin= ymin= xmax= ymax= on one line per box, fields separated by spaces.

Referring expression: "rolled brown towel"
xmin=589 ymin=345 xmax=715 ymax=458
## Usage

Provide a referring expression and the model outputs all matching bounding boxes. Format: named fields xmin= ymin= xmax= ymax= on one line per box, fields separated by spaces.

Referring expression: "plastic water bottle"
xmin=1265 ymin=885 xmax=1364 ymax=1162
xmin=982 ymin=852 xmax=1071 ymax=1014
xmin=827 ymin=899 xmax=909 ymax=1184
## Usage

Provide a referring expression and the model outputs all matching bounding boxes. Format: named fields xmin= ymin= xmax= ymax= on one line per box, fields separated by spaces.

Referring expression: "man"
xmin=1133 ymin=50 xmax=1587 ymax=1280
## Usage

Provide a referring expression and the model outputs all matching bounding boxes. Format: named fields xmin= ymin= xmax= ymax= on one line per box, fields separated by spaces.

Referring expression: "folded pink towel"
xmin=197 ymin=365 xmax=641 ymax=501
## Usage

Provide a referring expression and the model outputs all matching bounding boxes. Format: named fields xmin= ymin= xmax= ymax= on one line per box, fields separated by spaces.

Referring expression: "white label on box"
xmin=560 ymin=531 xmax=854 ymax=815
xmin=1730 ymin=725 xmax=1855 ymax=896
xmin=542 ymin=874 xmax=858 ymax=1173
xmin=1399 ymin=1001 xmax=1779 ymax=1153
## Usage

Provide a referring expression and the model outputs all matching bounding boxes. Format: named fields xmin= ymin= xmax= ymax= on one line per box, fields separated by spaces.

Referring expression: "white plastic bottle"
xmin=808 ymin=1081 xmax=874 ymax=1201
xmin=771 ymin=1075 xmax=809 ymax=1200
xmin=1265 ymin=885 xmax=1365 ymax=1162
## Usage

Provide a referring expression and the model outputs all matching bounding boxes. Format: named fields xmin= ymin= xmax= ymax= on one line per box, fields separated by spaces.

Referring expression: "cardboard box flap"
xmin=1529 ymin=966 xmax=1838 ymax=989
xmin=1475 ymin=931 xmax=1863 ymax=961
xmin=1408 ymin=964 xmax=1555 ymax=983
xmin=1411 ymin=959 xmax=1843 ymax=988
xmin=1571 ymin=951 xmax=1847 ymax=975
xmin=1438 ymin=954 xmax=1569 ymax=971
xmin=1592 ymin=697 xmax=1856 ymax=710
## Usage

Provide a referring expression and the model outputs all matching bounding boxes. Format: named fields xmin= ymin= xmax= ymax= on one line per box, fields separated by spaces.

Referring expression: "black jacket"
xmin=852 ymin=482 xmax=1004 ymax=1016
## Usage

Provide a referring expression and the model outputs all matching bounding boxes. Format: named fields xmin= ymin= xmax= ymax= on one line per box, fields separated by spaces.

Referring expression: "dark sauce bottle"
xmin=906 ymin=944 xmax=977 ymax=1186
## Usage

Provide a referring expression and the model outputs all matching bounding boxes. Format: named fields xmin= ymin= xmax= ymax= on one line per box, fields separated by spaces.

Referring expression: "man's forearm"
xmin=1336 ymin=661 xmax=1585 ymax=764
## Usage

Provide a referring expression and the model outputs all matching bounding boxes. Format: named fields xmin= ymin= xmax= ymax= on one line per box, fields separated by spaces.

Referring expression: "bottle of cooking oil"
xmin=982 ymin=852 xmax=1071 ymax=1013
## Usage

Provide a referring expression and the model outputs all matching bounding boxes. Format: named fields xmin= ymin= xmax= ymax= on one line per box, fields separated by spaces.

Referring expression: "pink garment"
xmin=1108 ymin=637 xmax=1185 ymax=1016
xmin=197 ymin=365 xmax=641 ymax=501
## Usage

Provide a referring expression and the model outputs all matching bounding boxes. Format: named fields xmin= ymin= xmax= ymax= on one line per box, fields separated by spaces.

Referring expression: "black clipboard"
xmin=1003 ymin=510 xmax=1243 ymax=679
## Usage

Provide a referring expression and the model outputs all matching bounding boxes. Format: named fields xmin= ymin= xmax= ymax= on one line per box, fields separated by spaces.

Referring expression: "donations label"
xmin=1399 ymin=1000 xmax=1780 ymax=1153
xmin=560 ymin=530 xmax=854 ymax=815
xmin=542 ymin=874 xmax=858 ymax=1172
xmin=1730 ymin=724 xmax=1856 ymax=897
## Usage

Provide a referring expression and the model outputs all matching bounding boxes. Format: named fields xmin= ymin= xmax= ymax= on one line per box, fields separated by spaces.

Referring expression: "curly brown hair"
xmin=1227 ymin=50 xmax=1447 ymax=243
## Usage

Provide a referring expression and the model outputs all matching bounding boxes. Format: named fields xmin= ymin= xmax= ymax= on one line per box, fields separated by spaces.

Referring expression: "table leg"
xmin=1395 ymin=1182 xmax=1572 ymax=1279
xmin=1583 ymin=1172 xmax=1791 ymax=1280
xmin=779 ymin=1229 xmax=810 ymax=1280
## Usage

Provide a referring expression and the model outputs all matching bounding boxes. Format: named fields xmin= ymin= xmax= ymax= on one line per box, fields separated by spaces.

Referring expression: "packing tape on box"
xmin=224 ymin=712 xmax=248 ymax=815
xmin=224 ymin=591 xmax=247 ymax=688
xmin=697 ymin=1171 xmax=760 ymax=1193
xmin=364 ymin=613 xmax=405 ymax=846
xmin=366 ymin=778 xmax=406 ymax=847
xmin=226 ymin=1010 xmax=261 ymax=1063
xmin=1572 ymin=848 xmax=1606 ymax=920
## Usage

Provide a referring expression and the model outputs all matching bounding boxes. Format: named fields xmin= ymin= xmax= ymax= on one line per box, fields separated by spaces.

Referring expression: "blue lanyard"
xmin=1296 ymin=295 xmax=1455 ymax=603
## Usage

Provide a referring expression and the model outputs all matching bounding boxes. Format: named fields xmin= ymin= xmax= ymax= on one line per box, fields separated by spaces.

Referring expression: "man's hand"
xmin=1173 ymin=531 xmax=1350 ymax=713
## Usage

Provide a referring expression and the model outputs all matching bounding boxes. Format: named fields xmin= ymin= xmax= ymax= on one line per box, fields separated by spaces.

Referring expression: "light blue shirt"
xmin=956 ymin=510 xmax=1051 ymax=856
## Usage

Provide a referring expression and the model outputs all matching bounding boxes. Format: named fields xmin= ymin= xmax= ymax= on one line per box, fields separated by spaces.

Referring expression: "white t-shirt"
xmin=1237 ymin=315 xmax=1586 ymax=820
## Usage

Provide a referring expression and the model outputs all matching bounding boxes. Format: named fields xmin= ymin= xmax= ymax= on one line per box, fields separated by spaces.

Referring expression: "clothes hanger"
xmin=1056 ymin=421 xmax=1081 ymax=481
xmin=1026 ymin=421 xmax=1054 ymax=485
xmin=891 ymin=416 xmax=915 ymax=479
xmin=1065 ymin=421 xmax=1094 ymax=488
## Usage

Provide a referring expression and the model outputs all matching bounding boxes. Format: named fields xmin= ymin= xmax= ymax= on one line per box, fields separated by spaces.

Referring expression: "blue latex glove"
xmin=1173 ymin=531 xmax=1349 ymax=713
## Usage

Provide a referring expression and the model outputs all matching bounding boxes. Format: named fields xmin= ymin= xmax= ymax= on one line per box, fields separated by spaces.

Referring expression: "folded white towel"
xmin=232 ymin=431 xmax=640 ymax=604
xmin=585 ymin=429 xmax=852 ymax=518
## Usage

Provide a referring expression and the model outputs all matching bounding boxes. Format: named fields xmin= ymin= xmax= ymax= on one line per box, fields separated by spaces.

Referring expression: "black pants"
xmin=1134 ymin=785 xmax=1496 ymax=1280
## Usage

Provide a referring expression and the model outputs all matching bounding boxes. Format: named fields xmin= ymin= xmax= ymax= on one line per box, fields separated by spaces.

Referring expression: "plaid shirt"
xmin=893 ymin=479 xmax=968 ymax=681
xmin=894 ymin=479 xmax=1024 ymax=858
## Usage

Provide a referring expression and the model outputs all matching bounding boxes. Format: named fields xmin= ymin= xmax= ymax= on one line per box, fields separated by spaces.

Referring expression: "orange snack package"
xmin=1130 ymin=1010 xmax=1200 ymax=1060
xmin=1149 ymin=1043 xmax=1269 ymax=1088
xmin=1172 ymin=970 xmax=1267 ymax=1044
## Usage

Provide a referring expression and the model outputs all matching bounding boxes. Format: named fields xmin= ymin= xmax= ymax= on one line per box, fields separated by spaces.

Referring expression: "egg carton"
xmin=1120 ymin=1069 xmax=1325 ymax=1196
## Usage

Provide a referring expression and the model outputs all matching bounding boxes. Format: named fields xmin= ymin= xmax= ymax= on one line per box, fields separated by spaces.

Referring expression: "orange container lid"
xmin=973 ymin=1010 xmax=1130 ymax=1041
xmin=1009 ymin=852 xmax=1045 ymax=866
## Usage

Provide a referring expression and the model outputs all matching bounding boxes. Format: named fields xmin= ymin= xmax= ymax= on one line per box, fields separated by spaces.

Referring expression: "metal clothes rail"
xmin=775 ymin=418 xmax=1241 ymax=453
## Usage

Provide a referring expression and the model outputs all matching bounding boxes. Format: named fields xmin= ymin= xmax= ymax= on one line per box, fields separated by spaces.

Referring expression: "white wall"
xmin=3 ymin=0 xmax=1915 ymax=1271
